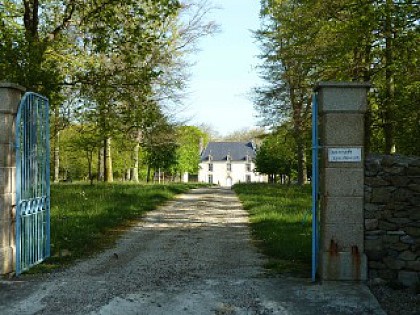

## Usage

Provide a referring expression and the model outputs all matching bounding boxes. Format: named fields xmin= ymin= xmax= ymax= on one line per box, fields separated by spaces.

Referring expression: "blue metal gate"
xmin=15 ymin=92 xmax=50 ymax=275
xmin=311 ymin=93 xmax=320 ymax=282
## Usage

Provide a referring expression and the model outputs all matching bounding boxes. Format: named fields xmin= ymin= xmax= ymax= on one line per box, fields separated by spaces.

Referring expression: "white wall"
xmin=198 ymin=161 xmax=267 ymax=187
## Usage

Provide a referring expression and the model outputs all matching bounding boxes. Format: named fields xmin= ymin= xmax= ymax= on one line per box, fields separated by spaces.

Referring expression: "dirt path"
xmin=0 ymin=187 xmax=384 ymax=314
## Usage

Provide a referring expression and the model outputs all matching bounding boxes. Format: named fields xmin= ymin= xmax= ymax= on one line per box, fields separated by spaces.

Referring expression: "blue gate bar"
xmin=15 ymin=92 xmax=50 ymax=275
xmin=311 ymin=93 xmax=319 ymax=282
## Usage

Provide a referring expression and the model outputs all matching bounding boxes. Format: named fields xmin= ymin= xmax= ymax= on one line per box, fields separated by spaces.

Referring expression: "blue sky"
xmin=182 ymin=1 xmax=262 ymax=136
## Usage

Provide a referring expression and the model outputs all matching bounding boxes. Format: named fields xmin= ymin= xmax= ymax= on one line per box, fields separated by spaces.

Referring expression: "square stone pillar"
xmin=0 ymin=83 xmax=25 ymax=274
xmin=315 ymin=82 xmax=370 ymax=281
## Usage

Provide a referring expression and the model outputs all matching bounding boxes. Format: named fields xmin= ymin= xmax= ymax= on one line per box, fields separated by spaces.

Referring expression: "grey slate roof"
xmin=200 ymin=142 xmax=256 ymax=162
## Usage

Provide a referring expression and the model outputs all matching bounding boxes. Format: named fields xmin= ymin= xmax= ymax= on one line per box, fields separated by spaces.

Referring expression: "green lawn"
xmin=33 ymin=182 xmax=204 ymax=272
xmin=233 ymin=183 xmax=312 ymax=277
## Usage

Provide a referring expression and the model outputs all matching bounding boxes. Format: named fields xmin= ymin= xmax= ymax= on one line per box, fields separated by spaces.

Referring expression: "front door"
xmin=226 ymin=177 xmax=232 ymax=187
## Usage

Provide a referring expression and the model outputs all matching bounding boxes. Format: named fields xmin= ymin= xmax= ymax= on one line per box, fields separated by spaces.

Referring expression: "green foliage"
xmin=1 ymin=1 xmax=217 ymax=183
xmin=393 ymin=81 xmax=420 ymax=156
xmin=54 ymin=123 xmax=145 ymax=181
xmin=58 ymin=125 xmax=91 ymax=179
xmin=54 ymin=122 xmax=211 ymax=182
xmin=146 ymin=141 xmax=178 ymax=171
xmin=255 ymin=128 xmax=297 ymax=181
xmin=256 ymin=0 xmax=420 ymax=155
xmin=174 ymin=126 xmax=207 ymax=174
xmin=0 ymin=1 xmax=63 ymax=96
xmin=233 ymin=183 xmax=311 ymax=276
xmin=142 ymin=114 xmax=178 ymax=172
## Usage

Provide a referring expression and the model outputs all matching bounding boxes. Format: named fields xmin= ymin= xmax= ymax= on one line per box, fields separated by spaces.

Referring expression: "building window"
xmin=246 ymin=175 xmax=251 ymax=183
xmin=246 ymin=163 xmax=251 ymax=172
xmin=209 ymin=163 xmax=213 ymax=172
xmin=227 ymin=163 xmax=231 ymax=171
xmin=208 ymin=174 xmax=213 ymax=184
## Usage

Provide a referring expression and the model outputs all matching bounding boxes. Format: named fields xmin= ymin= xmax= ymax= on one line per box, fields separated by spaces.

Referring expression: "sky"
xmin=182 ymin=1 xmax=262 ymax=136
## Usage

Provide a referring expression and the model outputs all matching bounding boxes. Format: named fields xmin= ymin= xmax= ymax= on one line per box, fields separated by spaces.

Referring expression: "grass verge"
xmin=29 ymin=182 xmax=204 ymax=273
xmin=233 ymin=183 xmax=312 ymax=277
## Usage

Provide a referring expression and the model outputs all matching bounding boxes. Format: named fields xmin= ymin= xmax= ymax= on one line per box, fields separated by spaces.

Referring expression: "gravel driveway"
xmin=0 ymin=187 xmax=384 ymax=314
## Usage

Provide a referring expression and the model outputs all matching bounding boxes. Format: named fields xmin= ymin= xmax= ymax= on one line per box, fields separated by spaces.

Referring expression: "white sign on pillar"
xmin=328 ymin=147 xmax=362 ymax=162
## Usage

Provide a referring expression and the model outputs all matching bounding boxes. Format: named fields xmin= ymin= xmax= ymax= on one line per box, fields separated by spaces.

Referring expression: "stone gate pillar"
xmin=315 ymin=82 xmax=370 ymax=281
xmin=0 ymin=83 xmax=25 ymax=274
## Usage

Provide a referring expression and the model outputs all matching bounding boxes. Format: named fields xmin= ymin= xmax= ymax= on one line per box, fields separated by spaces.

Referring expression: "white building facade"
xmin=198 ymin=142 xmax=267 ymax=187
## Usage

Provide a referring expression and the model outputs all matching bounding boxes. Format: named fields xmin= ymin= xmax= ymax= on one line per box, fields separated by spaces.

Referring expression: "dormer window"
xmin=226 ymin=153 xmax=232 ymax=171
xmin=208 ymin=154 xmax=213 ymax=162
xmin=245 ymin=154 xmax=251 ymax=162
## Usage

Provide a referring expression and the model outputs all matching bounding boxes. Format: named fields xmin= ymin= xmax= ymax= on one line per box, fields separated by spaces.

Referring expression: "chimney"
xmin=199 ymin=137 xmax=204 ymax=155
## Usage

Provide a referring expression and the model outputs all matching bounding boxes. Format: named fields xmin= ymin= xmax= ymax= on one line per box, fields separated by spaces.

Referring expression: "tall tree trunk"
xmin=97 ymin=146 xmax=104 ymax=181
xmin=296 ymin=135 xmax=307 ymax=185
xmin=363 ymin=42 xmax=373 ymax=154
xmin=104 ymin=137 xmax=113 ymax=182
xmin=130 ymin=142 xmax=140 ymax=182
xmin=131 ymin=131 xmax=142 ymax=182
xmin=86 ymin=150 xmax=93 ymax=185
xmin=53 ymin=130 xmax=60 ymax=183
xmin=290 ymin=87 xmax=308 ymax=186
xmin=103 ymin=138 xmax=107 ymax=181
xmin=384 ymin=0 xmax=396 ymax=154
xmin=23 ymin=0 xmax=40 ymax=41
xmin=146 ymin=164 xmax=151 ymax=183
xmin=53 ymin=103 xmax=60 ymax=183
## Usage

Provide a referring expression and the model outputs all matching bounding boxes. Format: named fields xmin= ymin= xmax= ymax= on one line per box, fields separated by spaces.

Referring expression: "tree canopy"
xmin=255 ymin=0 xmax=419 ymax=157
xmin=0 ymin=1 xmax=217 ymax=182
xmin=174 ymin=126 xmax=208 ymax=175
xmin=255 ymin=125 xmax=298 ymax=183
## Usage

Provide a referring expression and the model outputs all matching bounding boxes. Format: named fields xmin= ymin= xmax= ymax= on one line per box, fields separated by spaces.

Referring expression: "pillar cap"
xmin=314 ymin=81 xmax=371 ymax=92
xmin=0 ymin=82 xmax=26 ymax=92
xmin=314 ymin=81 xmax=371 ymax=113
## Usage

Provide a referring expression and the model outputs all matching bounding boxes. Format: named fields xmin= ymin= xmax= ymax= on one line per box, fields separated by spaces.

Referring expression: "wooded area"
xmin=0 ymin=1 xmax=216 ymax=182
xmin=1 ymin=1 xmax=418 ymax=184
xmin=253 ymin=0 xmax=419 ymax=184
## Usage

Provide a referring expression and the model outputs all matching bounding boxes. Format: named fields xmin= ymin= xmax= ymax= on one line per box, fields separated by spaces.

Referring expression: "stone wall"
xmin=0 ymin=83 xmax=25 ymax=274
xmin=364 ymin=154 xmax=420 ymax=287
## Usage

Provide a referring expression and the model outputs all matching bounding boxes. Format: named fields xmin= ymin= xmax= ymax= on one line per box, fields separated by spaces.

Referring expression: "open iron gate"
xmin=15 ymin=92 xmax=50 ymax=275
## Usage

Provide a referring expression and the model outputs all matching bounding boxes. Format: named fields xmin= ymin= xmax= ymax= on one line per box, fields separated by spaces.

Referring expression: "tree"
xmin=174 ymin=126 xmax=207 ymax=178
xmin=1 ymin=1 xmax=218 ymax=183
xmin=255 ymin=126 xmax=297 ymax=183
xmin=197 ymin=123 xmax=221 ymax=141
xmin=71 ymin=124 xmax=101 ymax=184
xmin=222 ymin=128 xmax=266 ymax=143
xmin=57 ymin=124 xmax=93 ymax=181
xmin=254 ymin=2 xmax=312 ymax=185
xmin=255 ymin=0 xmax=419 ymax=156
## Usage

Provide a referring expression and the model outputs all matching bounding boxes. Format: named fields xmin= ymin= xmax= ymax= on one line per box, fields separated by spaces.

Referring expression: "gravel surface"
xmin=0 ymin=187 xmax=385 ymax=315
xmin=369 ymin=282 xmax=420 ymax=315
